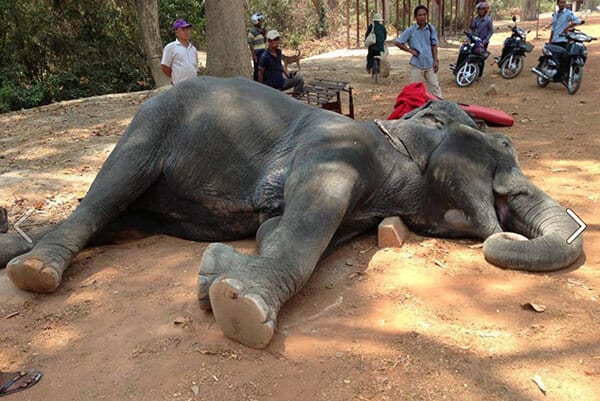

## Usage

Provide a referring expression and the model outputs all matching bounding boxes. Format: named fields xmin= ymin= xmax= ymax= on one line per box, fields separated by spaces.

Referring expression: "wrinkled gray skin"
xmin=1 ymin=77 xmax=583 ymax=349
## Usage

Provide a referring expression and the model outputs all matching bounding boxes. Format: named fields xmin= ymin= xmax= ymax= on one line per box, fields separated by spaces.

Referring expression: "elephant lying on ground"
xmin=1 ymin=77 xmax=583 ymax=349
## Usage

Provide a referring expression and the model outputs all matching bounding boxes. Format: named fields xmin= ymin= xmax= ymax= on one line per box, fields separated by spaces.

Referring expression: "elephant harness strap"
xmin=374 ymin=119 xmax=414 ymax=162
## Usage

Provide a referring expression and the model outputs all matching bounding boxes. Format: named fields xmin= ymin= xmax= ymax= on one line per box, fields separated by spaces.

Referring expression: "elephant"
xmin=1 ymin=77 xmax=583 ymax=349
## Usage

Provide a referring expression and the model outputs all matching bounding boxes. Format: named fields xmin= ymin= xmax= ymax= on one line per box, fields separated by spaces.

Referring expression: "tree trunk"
xmin=205 ymin=0 xmax=252 ymax=78
xmin=521 ymin=0 xmax=537 ymax=21
xmin=134 ymin=0 xmax=170 ymax=87
xmin=583 ymin=0 xmax=594 ymax=10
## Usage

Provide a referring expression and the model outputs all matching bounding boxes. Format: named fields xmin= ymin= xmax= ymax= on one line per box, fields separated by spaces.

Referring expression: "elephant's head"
xmin=379 ymin=101 xmax=583 ymax=272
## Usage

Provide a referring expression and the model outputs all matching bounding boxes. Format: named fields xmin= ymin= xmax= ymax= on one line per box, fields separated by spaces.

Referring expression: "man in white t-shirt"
xmin=160 ymin=19 xmax=199 ymax=85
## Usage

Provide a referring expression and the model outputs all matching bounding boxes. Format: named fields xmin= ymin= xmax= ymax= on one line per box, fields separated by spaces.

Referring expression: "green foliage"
xmin=0 ymin=0 xmax=149 ymax=113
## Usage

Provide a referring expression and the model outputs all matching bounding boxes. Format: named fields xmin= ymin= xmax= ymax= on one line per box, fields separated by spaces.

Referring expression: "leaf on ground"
xmin=531 ymin=374 xmax=546 ymax=394
xmin=476 ymin=330 xmax=501 ymax=338
xmin=523 ymin=302 xmax=547 ymax=313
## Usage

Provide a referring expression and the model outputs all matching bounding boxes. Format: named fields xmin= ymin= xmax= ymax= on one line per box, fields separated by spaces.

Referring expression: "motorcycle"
xmin=494 ymin=16 xmax=534 ymax=79
xmin=450 ymin=31 xmax=490 ymax=87
xmin=531 ymin=23 xmax=596 ymax=95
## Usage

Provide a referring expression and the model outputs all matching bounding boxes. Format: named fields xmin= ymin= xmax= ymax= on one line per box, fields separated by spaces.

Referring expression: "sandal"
xmin=0 ymin=370 xmax=42 ymax=398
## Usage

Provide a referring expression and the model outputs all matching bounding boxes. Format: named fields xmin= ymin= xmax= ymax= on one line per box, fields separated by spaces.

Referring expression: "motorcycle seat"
xmin=546 ymin=43 xmax=566 ymax=55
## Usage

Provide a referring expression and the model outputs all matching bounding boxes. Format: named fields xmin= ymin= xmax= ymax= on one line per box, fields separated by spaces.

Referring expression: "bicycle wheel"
xmin=372 ymin=59 xmax=379 ymax=84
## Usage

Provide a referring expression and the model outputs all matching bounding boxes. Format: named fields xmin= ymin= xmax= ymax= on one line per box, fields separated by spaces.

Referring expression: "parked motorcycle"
xmin=494 ymin=16 xmax=534 ymax=79
xmin=450 ymin=31 xmax=490 ymax=87
xmin=531 ymin=23 xmax=596 ymax=95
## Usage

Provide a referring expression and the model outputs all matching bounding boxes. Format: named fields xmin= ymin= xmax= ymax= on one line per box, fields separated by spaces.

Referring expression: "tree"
xmin=205 ymin=0 xmax=251 ymax=77
xmin=583 ymin=0 xmax=594 ymax=10
xmin=135 ymin=0 xmax=171 ymax=87
xmin=521 ymin=0 xmax=537 ymax=21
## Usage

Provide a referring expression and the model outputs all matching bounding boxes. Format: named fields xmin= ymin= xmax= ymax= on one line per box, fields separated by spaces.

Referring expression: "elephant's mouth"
xmin=493 ymin=192 xmax=542 ymax=240
xmin=494 ymin=194 xmax=510 ymax=231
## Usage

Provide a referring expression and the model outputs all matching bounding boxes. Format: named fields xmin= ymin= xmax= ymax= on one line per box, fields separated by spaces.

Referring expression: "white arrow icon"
xmin=566 ymin=208 xmax=586 ymax=244
xmin=14 ymin=208 xmax=34 ymax=244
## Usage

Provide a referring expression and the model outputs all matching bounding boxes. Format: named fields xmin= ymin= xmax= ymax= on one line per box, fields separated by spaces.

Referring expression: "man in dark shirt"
xmin=258 ymin=30 xmax=304 ymax=96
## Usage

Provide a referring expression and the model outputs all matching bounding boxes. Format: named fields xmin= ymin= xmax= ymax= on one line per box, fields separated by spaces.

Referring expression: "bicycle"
xmin=371 ymin=57 xmax=380 ymax=84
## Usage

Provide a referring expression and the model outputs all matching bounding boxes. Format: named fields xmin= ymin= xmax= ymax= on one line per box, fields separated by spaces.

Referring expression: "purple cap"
xmin=173 ymin=19 xmax=192 ymax=30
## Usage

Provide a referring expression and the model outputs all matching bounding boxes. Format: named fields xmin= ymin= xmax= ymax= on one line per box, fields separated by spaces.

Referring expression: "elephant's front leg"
xmin=198 ymin=169 xmax=357 ymax=349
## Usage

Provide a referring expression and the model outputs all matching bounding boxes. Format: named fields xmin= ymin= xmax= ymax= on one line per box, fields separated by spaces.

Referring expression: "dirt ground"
xmin=1 ymin=14 xmax=599 ymax=401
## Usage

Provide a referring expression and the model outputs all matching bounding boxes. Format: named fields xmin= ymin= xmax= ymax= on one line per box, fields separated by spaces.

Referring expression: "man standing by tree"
xmin=160 ymin=19 xmax=199 ymax=85
xmin=248 ymin=12 xmax=267 ymax=81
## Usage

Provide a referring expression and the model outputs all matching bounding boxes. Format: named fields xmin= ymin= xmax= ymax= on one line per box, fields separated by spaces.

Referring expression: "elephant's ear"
xmin=380 ymin=101 xmax=481 ymax=172
xmin=377 ymin=117 xmax=447 ymax=173
xmin=404 ymin=100 xmax=479 ymax=129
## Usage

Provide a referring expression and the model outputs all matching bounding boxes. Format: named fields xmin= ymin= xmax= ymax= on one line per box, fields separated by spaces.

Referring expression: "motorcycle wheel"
xmin=455 ymin=62 xmax=479 ymax=87
xmin=567 ymin=64 xmax=583 ymax=95
xmin=536 ymin=60 xmax=550 ymax=88
xmin=499 ymin=55 xmax=524 ymax=79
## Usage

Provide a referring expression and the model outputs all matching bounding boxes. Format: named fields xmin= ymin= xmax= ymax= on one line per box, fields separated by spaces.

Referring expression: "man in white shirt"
xmin=161 ymin=19 xmax=199 ymax=85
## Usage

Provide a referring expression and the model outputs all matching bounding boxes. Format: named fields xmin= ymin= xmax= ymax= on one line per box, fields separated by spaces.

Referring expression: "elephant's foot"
xmin=256 ymin=216 xmax=281 ymax=252
xmin=209 ymin=277 xmax=276 ymax=349
xmin=198 ymin=243 xmax=237 ymax=311
xmin=6 ymin=252 xmax=66 ymax=293
xmin=198 ymin=243 xmax=282 ymax=348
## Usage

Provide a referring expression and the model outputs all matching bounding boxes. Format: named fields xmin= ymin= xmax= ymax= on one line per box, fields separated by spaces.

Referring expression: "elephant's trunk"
xmin=483 ymin=184 xmax=583 ymax=272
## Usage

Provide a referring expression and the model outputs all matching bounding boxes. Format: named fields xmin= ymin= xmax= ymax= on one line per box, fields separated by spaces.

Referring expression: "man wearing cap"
xmin=471 ymin=2 xmax=493 ymax=51
xmin=248 ymin=12 xmax=267 ymax=81
xmin=160 ymin=19 xmax=199 ymax=85
xmin=470 ymin=2 xmax=493 ymax=75
xmin=258 ymin=30 xmax=304 ymax=96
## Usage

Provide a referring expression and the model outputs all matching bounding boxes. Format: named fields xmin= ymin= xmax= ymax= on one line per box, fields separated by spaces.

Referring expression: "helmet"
xmin=476 ymin=2 xmax=490 ymax=9
xmin=251 ymin=12 xmax=264 ymax=25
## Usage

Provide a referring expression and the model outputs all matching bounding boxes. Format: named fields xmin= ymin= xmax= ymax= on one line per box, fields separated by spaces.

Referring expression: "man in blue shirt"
xmin=550 ymin=0 xmax=580 ymax=45
xmin=258 ymin=30 xmax=304 ymax=97
xmin=395 ymin=6 xmax=443 ymax=99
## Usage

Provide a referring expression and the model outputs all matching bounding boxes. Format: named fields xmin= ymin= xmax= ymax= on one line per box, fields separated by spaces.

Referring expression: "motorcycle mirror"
xmin=512 ymin=15 xmax=517 ymax=22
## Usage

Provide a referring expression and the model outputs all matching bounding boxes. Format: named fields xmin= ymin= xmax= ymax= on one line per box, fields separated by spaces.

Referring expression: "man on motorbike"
xmin=544 ymin=0 xmax=581 ymax=79
xmin=470 ymin=2 xmax=493 ymax=75
xmin=550 ymin=0 xmax=581 ymax=47
xmin=471 ymin=2 xmax=493 ymax=51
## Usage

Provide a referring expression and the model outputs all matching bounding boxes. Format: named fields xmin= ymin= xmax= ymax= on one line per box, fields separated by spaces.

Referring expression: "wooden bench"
xmin=299 ymin=79 xmax=354 ymax=119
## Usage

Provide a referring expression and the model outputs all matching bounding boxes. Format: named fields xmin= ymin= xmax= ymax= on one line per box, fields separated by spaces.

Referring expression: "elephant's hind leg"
xmin=210 ymin=278 xmax=275 ymax=349
xmin=6 ymin=252 xmax=63 ymax=293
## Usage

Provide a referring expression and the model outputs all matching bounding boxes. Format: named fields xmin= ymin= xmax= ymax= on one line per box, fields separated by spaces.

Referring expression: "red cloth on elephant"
xmin=387 ymin=82 xmax=432 ymax=120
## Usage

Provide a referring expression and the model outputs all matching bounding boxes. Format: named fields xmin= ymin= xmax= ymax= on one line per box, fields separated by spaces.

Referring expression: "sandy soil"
xmin=1 ymin=14 xmax=599 ymax=401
